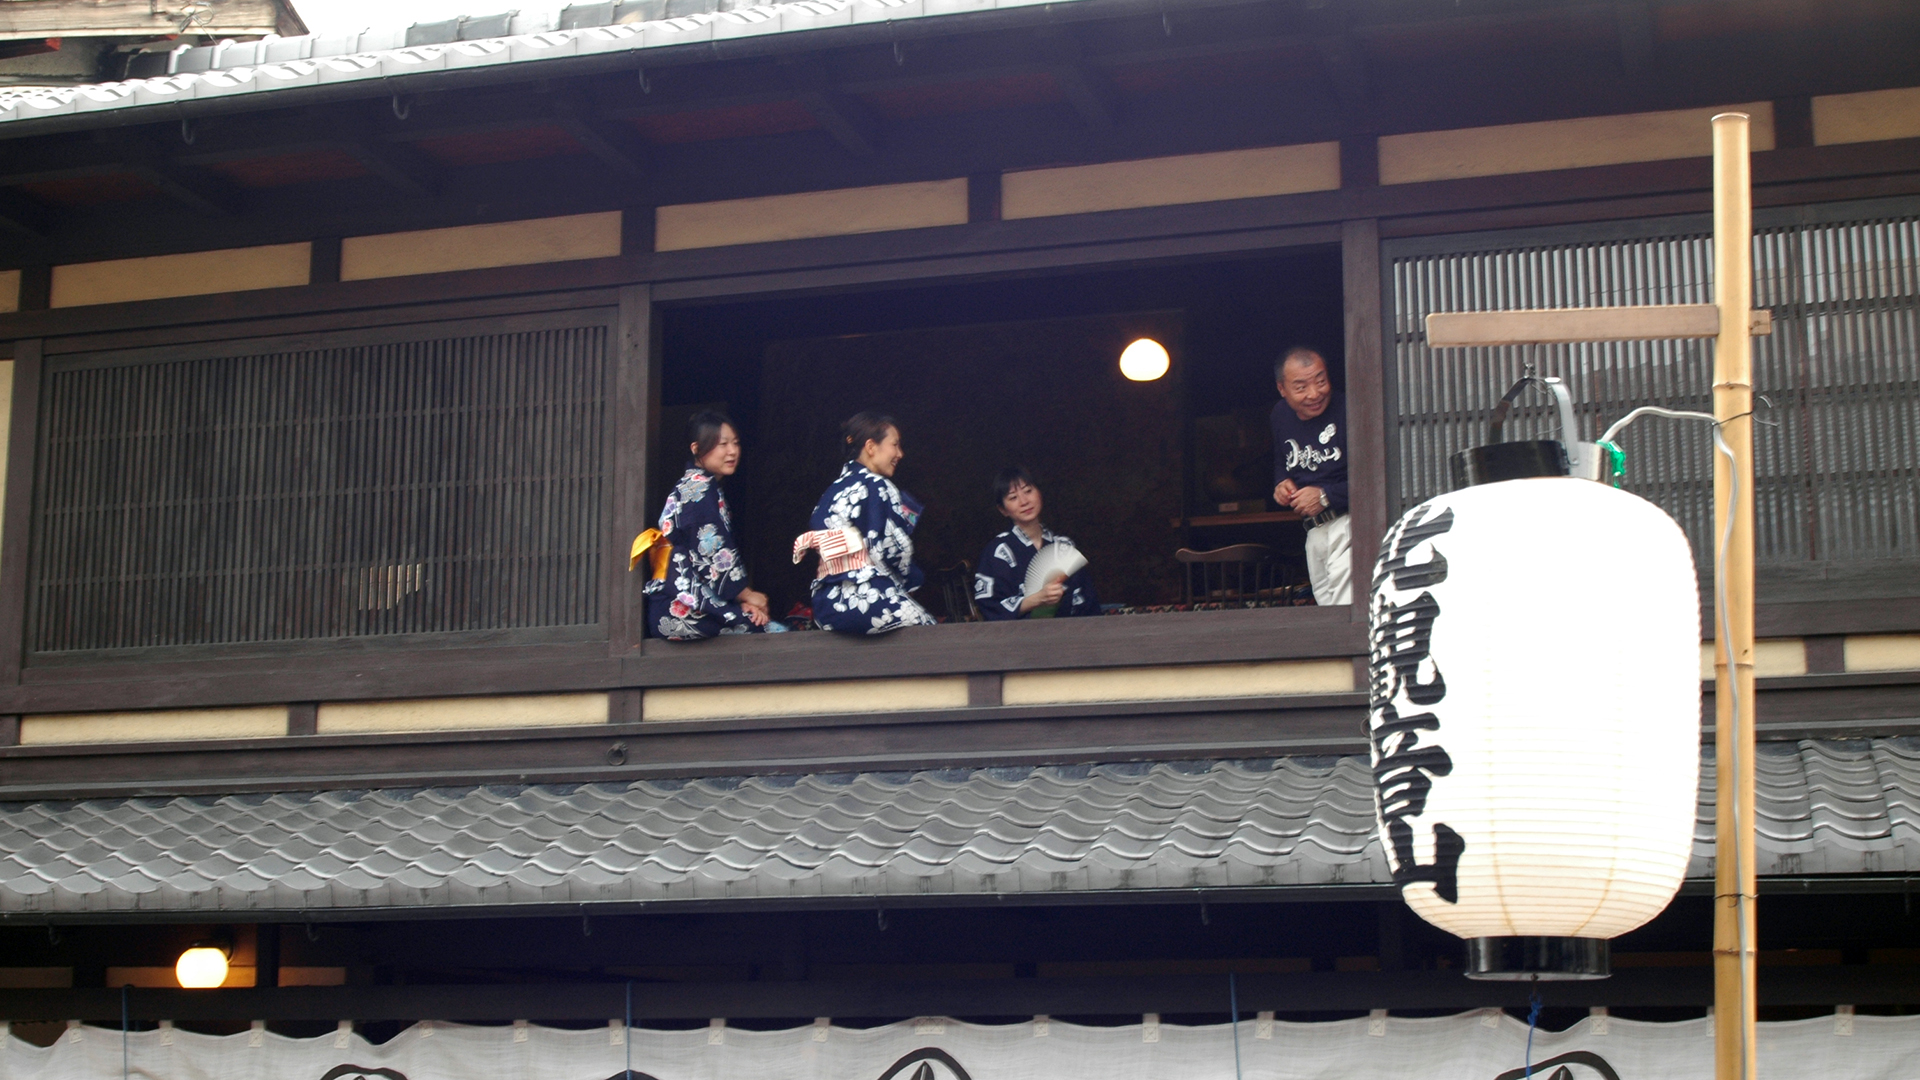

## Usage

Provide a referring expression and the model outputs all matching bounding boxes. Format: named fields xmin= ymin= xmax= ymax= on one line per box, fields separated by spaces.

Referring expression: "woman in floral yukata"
xmin=643 ymin=411 xmax=780 ymax=640
xmin=806 ymin=412 xmax=936 ymax=635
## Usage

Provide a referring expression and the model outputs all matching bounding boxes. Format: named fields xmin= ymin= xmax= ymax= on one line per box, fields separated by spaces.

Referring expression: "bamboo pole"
xmin=1710 ymin=111 xmax=1758 ymax=1080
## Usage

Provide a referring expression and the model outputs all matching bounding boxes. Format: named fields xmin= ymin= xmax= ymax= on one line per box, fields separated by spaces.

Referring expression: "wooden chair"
xmin=919 ymin=559 xmax=983 ymax=622
xmin=1175 ymin=543 xmax=1279 ymax=604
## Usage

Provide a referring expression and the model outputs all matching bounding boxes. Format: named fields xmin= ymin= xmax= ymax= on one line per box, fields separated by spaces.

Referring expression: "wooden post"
xmin=1710 ymin=110 xmax=1758 ymax=1080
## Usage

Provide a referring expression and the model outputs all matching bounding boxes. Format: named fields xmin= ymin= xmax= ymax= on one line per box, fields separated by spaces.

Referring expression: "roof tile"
xmin=0 ymin=744 xmax=1902 ymax=915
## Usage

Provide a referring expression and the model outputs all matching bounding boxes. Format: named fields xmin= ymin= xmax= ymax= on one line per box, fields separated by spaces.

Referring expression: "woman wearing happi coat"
xmin=804 ymin=412 xmax=936 ymax=635
xmin=641 ymin=412 xmax=778 ymax=641
xmin=974 ymin=466 xmax=1101 ymax=620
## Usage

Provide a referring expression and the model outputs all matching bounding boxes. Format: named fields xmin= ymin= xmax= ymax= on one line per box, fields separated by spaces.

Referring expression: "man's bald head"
xmin=1275 ymin=347 xmax=1332 ymax=422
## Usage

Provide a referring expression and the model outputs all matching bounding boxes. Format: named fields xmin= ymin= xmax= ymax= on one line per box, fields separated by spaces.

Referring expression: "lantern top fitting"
xmin=1449 ymin=375 xmax=1606 ymax=490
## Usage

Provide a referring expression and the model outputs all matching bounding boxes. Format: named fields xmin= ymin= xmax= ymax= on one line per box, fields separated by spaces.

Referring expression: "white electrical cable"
xmin=1598 ymin=406 xmax=1720 ymax=445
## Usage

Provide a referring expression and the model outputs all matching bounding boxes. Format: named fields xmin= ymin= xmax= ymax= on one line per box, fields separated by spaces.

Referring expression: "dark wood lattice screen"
xmin=28 ymin=314 xmax=609 ymax=654
xmin=1388 ymin=201 xmax=1920 ymax=572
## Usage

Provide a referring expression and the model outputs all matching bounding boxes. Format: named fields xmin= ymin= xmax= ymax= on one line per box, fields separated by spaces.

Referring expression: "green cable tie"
xmin=1597 ymin=440 xmax=1627 ymax=487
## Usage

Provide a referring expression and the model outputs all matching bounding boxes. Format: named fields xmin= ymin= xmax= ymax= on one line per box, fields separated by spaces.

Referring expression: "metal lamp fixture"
xmin=1368 ymin=378 xmax=1701 ymax=980
xmin=175 ymin=943 xmax=232 ymax=988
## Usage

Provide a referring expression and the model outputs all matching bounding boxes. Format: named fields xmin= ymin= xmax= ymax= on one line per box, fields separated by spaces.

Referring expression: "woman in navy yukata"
xmin=974 ymin=466 xmax=1101 ymax=620
xmin=643 ymin=412 xmax=779 ymax=640
xmin=806 ymin=412 xmax=936 ymax=634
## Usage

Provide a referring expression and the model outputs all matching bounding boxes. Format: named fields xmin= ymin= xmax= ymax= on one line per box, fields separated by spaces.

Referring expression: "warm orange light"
xmin=1120 ymin=338 xmax=1170 ymax=381
xmin=175 ymin=946 xmax=229 ymax=988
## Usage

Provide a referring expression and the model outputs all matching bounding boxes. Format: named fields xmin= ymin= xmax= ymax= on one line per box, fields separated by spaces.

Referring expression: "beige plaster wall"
xmin=1813 ymin=87 xmax=1920 ymax=146
xmin=50 ymin=243 xmax=310 ymax=308
xmin=1378 ymin=102 xmax=1775 ymax=185
xmin=644 ymin=677 xmax=970 ymax=721
xmin=1697 ymin=638 xmax=1808 ymax=681
xmin=317 ymin=693 xmax=610 ymax=734
xmin=1845 ymin=634 xmax=1920 ymax=673
xmin=19 ymin=707 xmax=289 ymax=745
xmin=1000 ymin=143 xmax=1341 ymax=220
xmin=1003 ymin=659 xmax=1354 ymax=706
xmin=340 ymin=211 xmax=623 ymax=281
xmin=655 ymin=179 xmax=969 ymax=252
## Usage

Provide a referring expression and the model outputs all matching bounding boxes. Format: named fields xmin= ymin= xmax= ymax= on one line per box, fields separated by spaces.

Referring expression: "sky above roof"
xmin=291 ymin=0 xmax=483 ymax=34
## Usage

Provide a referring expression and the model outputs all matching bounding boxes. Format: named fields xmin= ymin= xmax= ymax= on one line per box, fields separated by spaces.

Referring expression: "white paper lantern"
xmin=1368 ymin=476 xmax=1699 ymax=978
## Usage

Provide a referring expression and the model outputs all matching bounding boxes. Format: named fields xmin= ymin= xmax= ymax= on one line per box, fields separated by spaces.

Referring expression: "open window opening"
xmin=656 ymin=248 xmax=1346 ymax=630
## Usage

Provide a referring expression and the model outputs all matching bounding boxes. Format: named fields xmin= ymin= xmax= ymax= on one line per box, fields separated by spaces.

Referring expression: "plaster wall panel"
xmin=1813 ymin=87 xmax=1920 ymax=146
xmin=654 ymin=179 xmax=968 ymax=252
xmin=0 ymin=968 xmax=72 ymax=987
xmin=340 ymin=211 xmax=623 ymax=280
xmin=0 ymin=269 xmax=19 ymax=313
xmin=1378 ymin=103 xmax=1775 ymax=185
xmin=19 ymin=707 xmax=289 ymax=745
xmin=1845 ymin=634 xmax=1920 ymax=673
xmin=1001 ymin=143 xmax=1341 ymax=220
xmin=107 ymin=965 xmax=257 ymax=988
xmin=49 ymin=243 xmax=311 ymax=307
xmin=317 ymin=693 xmax=609 ymax=733
xmin=1697 ymin=639 xmax=1808 ymax=681
xmin=1003 ymin=659 xmax=1354 ymax=706
xmin=644 ymin=677 xmax=969 ymax=721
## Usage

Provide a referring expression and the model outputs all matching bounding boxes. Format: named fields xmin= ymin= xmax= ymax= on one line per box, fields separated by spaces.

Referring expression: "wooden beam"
xmin=0 ymin=341 xmax=40 ymax=688
xmin=544 ymin=88 xmax=647 ymax=176
xmin=606 ymin=284 xmax=652 ymax=656
xmin=0 ymin=694 xmax=1373 ymax=801
xmin=1341 ymin=218 xmax=1385 ymax=623
xmin=2 ymin=965 xmax=1915 ymax=1022
xmin=119 ymin=152 xmax=241 ymax=217
xmin=781 ymin=61 xmax=881 ymax=157
xmin=1425 ymin=304 xmax=1774 ymax=347
xmin=1041 ymin=36 xmax=1118 ymax=132
xmin=0 ymin=188 xmax=56 ymax=237
xmin=336 ymin=137 xmax=440 ymax=198
xmin=2 ymin=670 xmax=1911 ymax=801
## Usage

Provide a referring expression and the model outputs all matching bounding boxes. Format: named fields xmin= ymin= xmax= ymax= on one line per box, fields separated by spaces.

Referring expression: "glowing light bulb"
xmin=175 ymin=946 xmax=230 ymax=988
xmin=1119 ymin=338 xmax=1170 ymax=382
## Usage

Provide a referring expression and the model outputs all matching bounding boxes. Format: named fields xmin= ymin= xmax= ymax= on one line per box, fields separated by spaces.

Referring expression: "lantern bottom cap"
xmin=1464 ymin=936 xmax=1610 ymax=981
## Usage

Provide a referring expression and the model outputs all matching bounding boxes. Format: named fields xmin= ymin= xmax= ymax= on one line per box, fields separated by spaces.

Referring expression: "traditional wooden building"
xmin=0 ymin=0 xmax=1917 ymax=1074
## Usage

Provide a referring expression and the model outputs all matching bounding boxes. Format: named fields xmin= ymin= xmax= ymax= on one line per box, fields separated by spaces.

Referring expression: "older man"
xmin=1270 ymin=346 xmax=1350 ymax=605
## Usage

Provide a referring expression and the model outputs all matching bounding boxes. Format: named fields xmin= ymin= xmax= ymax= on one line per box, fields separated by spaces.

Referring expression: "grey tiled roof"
xmin=1 ymin=740 xmax=1915 ymax=918
xmin=0 ymin=0 xmax=1082 ymax=125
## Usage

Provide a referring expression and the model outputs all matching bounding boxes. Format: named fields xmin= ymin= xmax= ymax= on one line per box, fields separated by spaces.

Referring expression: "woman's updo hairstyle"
xmin=842 ymin=411 xmax=897 ymax=461
xmin=687 ymin=410 xmax=735 ymax=461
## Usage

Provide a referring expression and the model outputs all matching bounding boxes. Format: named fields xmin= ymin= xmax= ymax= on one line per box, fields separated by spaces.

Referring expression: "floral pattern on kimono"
xmin=643 ymin=467 xmax=765 ymax=641
xmin=808 ymin=463 xmax=935 ymax=635
xmin=973 ymin=526 xmax=1101 ymax=620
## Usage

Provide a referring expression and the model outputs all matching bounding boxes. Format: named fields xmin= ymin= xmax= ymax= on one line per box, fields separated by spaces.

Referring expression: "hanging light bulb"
xmin=175 ymin=945 xmax=231 ymax=988
xmin=1118 ymin=338 xmax=1170 ymax=381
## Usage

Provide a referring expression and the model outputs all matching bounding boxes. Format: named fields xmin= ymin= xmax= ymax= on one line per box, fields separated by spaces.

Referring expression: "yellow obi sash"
xmin=629 ymin=528 xmax=672 ymax=580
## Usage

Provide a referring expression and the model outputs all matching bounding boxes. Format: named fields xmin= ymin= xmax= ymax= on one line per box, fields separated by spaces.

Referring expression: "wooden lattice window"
xmin=27 ymin=312 xmax=610 ymax=654
xmin=1387 ymin=203 xmax=1920 ymax=572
